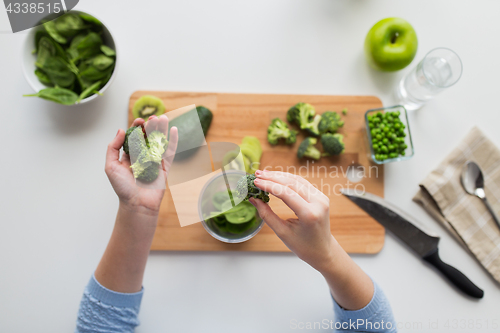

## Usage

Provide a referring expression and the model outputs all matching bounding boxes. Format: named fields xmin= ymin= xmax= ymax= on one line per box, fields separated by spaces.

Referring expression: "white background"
xmin=1 ymin=1 xmax=499 ymax=332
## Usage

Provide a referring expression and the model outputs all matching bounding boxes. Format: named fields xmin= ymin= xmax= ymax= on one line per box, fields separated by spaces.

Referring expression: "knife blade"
xmin=341 ymin=189 xmax=484 ymax=299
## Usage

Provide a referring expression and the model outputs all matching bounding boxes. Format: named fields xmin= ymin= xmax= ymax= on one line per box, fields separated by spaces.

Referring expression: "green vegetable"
xmin=54 ymin=13 xmax=87 ymax=38
xmin=240 ymin=136 xmax=262 ymax=174
xmin=208 ymin=190 xmax=260 ymax=234
xmin=34 ymin=69 xmax=53 ymax=86
xmin=236 ymin=174 xmax=270 ymax=203
xmin=23 ymin=87 xmax=79 ymax=105
xmin=123 ymin=126 xmax=169 ymax=182
xmin=321 ymin=133 xmax=345 ymax=156
xmin=222 ymin=201 xmax=256 ymax=224
xmin=342 ymin=108 xmax=348 ymax=115
xmin=267 ymin=118 xmax=298 ymax=145
xmin=77 ymin=80 xmax=102 ymax=102
xmin=287 ymin=102 xmax=322 ymax=136
xmin=169 ymin=106 xmax=213 ymax=159
xmin=100 ymin=45 xmax=116 ymax=57
xmin=367 ymin=111 xmax=407 ymax=162
xmin=43 ymin=20 xmax=67 ymax=44
xmin=297 ymin=137 xmax=321 ymax=160
xmin=318 ymin=111 xmax=344 ymax=134
xmin=25 ymin=13 xmax=115 ymax=104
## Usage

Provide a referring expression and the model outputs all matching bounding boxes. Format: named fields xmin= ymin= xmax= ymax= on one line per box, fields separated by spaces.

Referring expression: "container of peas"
xmin=365 ymin=105 xmax=414 ymax=164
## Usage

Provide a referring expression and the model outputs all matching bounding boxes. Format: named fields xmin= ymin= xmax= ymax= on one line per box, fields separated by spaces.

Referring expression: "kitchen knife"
xmin=341 ymin=189 xmax=484 ymax=299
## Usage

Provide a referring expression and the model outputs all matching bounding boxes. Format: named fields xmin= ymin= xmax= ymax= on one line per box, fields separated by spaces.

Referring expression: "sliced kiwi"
xmin=132 ymin=95 xmax=166 ymax=119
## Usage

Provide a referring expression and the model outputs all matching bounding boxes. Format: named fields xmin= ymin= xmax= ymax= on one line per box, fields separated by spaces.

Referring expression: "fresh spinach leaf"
xmin=43 ymin=20 xmax=67 ymax=44
xmin=77 ymin=80 xmax=102 ymax=102
xmin=41 ymin=57 xmax=75 ymax=87
xmin=54 ymin=13 xmax=87 ymax=38
xmin=34 ymin=68 xmax=53 ymax=86
xmin=79 ymin=13 xmax=102 ymax=27
xmin=100 ymin=45 xmax=116 ymax=57
xmin=67 ymin=32 xmax=102 ymax=62
xmin=90 ymin=54 xmax=114 ymax=71
xmin=24 ymin=87 xmax=79 ymax=105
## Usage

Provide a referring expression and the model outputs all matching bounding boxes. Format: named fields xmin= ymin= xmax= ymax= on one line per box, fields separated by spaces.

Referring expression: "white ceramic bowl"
xmin=22 ymin=10 xmax=117 ymax=105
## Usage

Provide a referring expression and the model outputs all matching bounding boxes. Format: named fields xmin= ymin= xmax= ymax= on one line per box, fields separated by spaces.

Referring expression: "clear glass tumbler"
xmin=395 ymin=48 xmax=463 ymax=111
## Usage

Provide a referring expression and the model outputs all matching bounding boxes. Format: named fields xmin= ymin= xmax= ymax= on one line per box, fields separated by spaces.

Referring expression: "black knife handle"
xmin=423 ymin=249 xmax=484 ymax=299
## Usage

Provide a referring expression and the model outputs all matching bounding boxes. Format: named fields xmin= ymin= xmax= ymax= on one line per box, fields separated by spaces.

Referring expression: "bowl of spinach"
xmin=199 ymin=171 xmax=264 ymax=244
xmin=22 ymin=11 xmax=117 ymax=105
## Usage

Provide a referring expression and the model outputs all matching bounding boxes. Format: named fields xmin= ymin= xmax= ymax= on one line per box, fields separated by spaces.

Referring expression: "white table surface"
xmin=1 ymin=1 xmax=499 ymax=332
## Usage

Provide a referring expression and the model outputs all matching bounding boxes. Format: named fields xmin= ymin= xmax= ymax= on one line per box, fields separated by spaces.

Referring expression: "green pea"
xmin=388 ymin=144 xmax=394 ymax=151
xmin=373 ymin=143 xmax=379 ymax=150
xmin=383 ymin=127 xmax=390 ymax=133
xmin=394 ymin=123 xmax=401 ymax=129
xmin=382 ymin=138 xmax=389 ymax=144
xmin=371 ymin=129 xmax=377 ymax=136
xmin=401 ymin=151 xmax=406 ymax=156
xmin=376 ymin=134 xmax=382 ymax=140
xmin=400 ymin=143 xmax=408 ymax=149
xmin=381 ymin=145 xmax=388 ymax=153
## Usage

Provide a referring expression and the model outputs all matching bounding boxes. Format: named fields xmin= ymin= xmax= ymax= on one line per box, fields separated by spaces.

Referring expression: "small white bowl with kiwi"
xmin=22 ymin=10 xmax=117 ymax=105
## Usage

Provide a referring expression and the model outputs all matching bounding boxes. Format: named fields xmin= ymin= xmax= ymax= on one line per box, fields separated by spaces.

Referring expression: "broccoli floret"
xmin=146 ymin=130 xmax=168 ymax=163
xmin=123 ymin=126 xmax=147 ymax=157
xmin=321 ymin=133 xmax=345 ymax=156
xmin=130 ymin=150 xmax=160 ymax=182
xmin=124 ymin=126 xmax=169 ymax=183
xmin=318 ymin=111 xmax=344 ymax=134
xmin=236 ymin=174 xmax=270 ymax=203
xmin=297 ymin=137 xmax=321 ymax=160
xmin=302 ymin=114 xmax=321 ymax=136
xmin=267 ymin=118 xmax=298 ymax=145
xmin=287 ymin=103 xmax=321 ymax=136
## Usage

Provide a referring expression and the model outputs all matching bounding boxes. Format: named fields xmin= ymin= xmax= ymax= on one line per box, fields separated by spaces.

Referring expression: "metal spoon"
xmin=461 ymin=161 xmax=500 ymax=230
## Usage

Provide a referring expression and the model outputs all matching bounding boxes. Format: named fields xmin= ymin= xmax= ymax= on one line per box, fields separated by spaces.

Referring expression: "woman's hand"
xmin=249 ymin=170 xmax=337 ymax=272
xmin=250 ymin=170 xmax=374 ymax=310
xmin=104 ymin=115 xmax=178 ymax=216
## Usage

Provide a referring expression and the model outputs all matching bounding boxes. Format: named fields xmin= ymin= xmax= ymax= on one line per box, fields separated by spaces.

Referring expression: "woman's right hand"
xmin=249 ymin=170 xmax=338 ymax=272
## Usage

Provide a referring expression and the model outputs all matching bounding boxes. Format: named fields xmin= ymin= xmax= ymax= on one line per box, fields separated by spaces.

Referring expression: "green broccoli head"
xmin=146 ymin=130 xmax=168 ymax=163
xmin=321 ymin=133 xmax=345 ymax=156
xmin=287 ymin=103 xmax=315 ymax=126
xmin=302 ymin=114 xmax=321 ymax=137
xmin=267 ymin=118 xmax=298 ymax=145
xmin=123 ymin=126 xmax=147 ymax=157
xmin=318 ymin=111 xmax=344 ymax=134
xmin=287 ymin=103 xmax=321 ymax=137
xmin=297 ymin=137 xmax=321 ymax=160
xmin=236 ymin=174 xmax=270 ymax=203
xmin=124 ymin=127 xmax=169 ymax=183
xmin=130 ymin=150 xmax=160 ymax=182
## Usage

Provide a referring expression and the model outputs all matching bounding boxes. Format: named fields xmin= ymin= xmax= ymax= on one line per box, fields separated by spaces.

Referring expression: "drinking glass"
xmin=395 ymin=48 xmax=463 ymax=111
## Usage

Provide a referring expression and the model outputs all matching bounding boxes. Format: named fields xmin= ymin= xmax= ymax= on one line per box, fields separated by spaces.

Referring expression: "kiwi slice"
xmin=132 ymin=95 xmax=166 ymax=119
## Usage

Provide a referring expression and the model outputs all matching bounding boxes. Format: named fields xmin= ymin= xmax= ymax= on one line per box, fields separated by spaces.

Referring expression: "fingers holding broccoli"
xmin=122 ymin=124 xmax=169 ymax=183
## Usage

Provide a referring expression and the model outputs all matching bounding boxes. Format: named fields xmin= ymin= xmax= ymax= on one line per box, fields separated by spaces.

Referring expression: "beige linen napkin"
xmin=413 ymin=126 xmax=500 ymax=283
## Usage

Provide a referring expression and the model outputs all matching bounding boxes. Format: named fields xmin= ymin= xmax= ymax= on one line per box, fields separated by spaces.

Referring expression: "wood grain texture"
xmin=128 ymin=91 xmax=385 ymax=253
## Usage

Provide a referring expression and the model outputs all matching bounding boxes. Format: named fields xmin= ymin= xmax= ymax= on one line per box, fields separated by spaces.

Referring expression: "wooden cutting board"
xmin=128 ymin=91 xmax=385 ymax=253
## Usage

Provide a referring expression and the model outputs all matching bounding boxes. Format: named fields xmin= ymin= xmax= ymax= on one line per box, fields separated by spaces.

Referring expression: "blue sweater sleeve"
xmin=75 ymin=274 xmax=144 ymax=333
xmin=333 ymin=280 xmax=397 ymax=333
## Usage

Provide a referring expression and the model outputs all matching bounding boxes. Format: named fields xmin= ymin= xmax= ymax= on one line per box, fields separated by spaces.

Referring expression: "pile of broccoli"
xmin=266 ymin=102 xmax=347 ymax=160
xmin=236 ymin=174 xmax=270 ymax=203
xmin=123 ymin=125 xmax=169 ymax=183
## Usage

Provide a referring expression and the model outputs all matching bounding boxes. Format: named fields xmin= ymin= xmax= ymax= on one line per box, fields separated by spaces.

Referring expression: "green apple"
xmin=364 ymin=18 xmax=418 ymax=71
